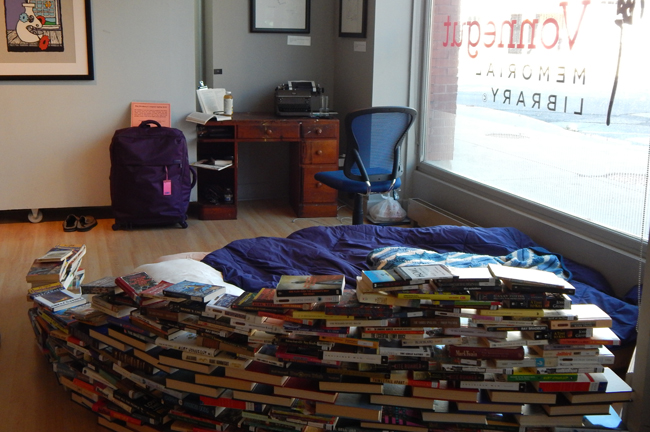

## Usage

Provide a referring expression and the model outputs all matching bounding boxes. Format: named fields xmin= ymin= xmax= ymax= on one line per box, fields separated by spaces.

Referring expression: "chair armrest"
xmin=346 ymin=148 xmax=371 ymax=182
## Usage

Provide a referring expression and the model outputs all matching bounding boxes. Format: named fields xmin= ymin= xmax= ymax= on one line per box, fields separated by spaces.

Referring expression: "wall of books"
xmin=27 ymin=247 xmax=633 ymax=432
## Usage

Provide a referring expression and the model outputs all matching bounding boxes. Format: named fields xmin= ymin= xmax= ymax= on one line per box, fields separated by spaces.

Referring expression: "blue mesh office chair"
xmin=315 ymin=106 xmax=417 ymax=225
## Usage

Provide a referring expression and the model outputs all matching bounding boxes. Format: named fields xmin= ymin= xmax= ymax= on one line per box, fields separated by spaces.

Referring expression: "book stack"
xmin=26 ymin=260 xmax=634 ymax=432
xmin=26 ymin=245 xmax=89 ymax=315
xmin=25 ymin=243 xmax=86 ymax=290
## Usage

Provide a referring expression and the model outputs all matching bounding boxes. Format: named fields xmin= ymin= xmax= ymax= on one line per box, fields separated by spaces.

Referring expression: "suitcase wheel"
xmin=112 ymin=223 xmax=121 ymax=231
xmin=179 ymin=221 xmax=188 ymax=229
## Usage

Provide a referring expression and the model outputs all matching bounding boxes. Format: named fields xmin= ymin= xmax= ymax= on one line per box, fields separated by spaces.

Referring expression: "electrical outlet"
xmin=214 ymin=69 xmax=223 ymax=74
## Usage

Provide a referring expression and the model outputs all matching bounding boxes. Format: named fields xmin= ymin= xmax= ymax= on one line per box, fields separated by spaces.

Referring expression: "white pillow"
xmin=133 ymin=258 xmax=244 ymax=295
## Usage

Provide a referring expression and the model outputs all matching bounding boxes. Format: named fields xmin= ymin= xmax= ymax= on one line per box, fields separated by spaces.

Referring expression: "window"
xmin=421 ymin=0 xmax=650 ymax=242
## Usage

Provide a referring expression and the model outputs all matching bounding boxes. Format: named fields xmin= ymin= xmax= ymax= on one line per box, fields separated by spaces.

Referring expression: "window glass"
xmin=424 ymin=0 xmax=650 ymax=239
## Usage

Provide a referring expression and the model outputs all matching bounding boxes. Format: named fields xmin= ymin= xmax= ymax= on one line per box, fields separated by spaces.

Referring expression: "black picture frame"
xmin=250 ymin=0 xmax=311 ymax=34
xmin=0 ymin=0 xmax=94 ymax=80
xmin=339 ymin=0 xmax=367 ymax=38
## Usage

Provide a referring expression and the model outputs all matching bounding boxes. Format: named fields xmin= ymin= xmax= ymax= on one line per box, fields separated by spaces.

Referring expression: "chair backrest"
xmin=343 ymin=106 xmax=417 ymax=184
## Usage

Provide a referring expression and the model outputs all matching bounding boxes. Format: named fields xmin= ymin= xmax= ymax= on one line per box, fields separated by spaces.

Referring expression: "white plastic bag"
xmin=368 ymin=194 xmax=407 ymax=223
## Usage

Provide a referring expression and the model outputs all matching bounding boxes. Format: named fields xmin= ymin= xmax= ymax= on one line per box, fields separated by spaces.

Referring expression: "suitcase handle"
xmin=139 ymin=120 xmax=162 ymax=128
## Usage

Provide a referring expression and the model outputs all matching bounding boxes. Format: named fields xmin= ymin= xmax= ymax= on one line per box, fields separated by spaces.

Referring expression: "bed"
xmin=201 ymin=224 xmax=639 ymax=348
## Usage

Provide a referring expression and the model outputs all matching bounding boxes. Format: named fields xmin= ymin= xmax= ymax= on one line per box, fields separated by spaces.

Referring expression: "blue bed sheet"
xmin=201 ymin=224 xmax=638 ymax=346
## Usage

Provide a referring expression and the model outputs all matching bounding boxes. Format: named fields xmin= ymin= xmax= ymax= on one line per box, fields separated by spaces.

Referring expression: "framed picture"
xmin=250 ymin=0 xmax=310 ymax=34
xmin=0 ymin=0 xmax=93 ymax=80
xmin=339 ymin=0 xmax=367 ymax=38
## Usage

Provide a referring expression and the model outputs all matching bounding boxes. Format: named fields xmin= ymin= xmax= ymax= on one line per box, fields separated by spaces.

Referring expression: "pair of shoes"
xmin=63 ymin=214 xmax=98 ymax=232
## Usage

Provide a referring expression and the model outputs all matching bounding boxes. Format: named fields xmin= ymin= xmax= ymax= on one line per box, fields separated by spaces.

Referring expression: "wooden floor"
xmin=0 ymin=200 xmax=354 ymax=432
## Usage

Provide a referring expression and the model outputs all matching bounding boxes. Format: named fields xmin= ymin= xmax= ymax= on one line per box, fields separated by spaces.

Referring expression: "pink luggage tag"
xmin=163 ymin=167 xmax=172 ymax=195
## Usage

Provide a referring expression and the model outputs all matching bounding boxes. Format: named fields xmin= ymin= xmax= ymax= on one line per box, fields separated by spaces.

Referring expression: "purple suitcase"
xmin=109 ymin=120 xmax=196 ymax=230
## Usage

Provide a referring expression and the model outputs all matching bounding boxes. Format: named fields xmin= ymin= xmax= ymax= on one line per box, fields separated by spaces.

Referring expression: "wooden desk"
xmin=196 ymin=113 xmax=339 ymax=220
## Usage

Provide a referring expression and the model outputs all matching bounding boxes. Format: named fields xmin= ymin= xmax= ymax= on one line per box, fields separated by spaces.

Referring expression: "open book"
xmin=196 ymin=87 xmax=226 ymax=114
xmin=185 ymin=112 xmax=231 ymax=125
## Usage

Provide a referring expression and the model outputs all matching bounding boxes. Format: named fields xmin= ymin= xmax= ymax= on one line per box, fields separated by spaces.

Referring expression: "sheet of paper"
xmin=131 ymin=102 xmax=171 ymax=127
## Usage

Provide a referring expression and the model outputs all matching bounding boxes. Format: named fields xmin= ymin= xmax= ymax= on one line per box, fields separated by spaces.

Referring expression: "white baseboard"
xmin=407 ymin=198 xmax=478 ymax=228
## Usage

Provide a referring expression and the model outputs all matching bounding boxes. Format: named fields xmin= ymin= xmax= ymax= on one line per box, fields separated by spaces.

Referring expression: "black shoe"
xmin=77 ymin=215 xmax=97 ymax=232
xmin=63 ymin=214 xmax=79 ymax=232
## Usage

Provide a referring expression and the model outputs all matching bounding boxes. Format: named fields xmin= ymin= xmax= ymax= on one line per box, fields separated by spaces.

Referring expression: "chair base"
xmin=352 ymin=194 xmax=364 ymax=225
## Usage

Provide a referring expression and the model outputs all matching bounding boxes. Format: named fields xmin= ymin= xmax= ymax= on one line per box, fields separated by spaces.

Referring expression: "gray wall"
xmin=204 ymin=0 xmax=336 ymax=113
xmin=203 ymin=0 xmax=338 ymax=201
xmin=0 ymin=1 xmax=197 ymax=212
xmin=334 ymin=0 xmax=375 ymax=143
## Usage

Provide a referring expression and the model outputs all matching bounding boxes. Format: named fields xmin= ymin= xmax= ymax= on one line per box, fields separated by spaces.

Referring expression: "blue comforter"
xmin=202 ymin=224 xmax=638 ymax=346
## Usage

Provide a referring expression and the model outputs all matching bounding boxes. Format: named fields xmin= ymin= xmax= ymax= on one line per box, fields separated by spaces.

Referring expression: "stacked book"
xmin=26 ymin=252 xmax=634 ymax=432
xmin=25 ymin=243 xmax=86 ymax=290
xmin=26 ymin=244 xmax=88 ymax=313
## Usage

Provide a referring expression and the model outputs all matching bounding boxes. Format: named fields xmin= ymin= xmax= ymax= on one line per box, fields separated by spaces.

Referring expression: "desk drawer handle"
xmin=265 ymin=129 xmax=273 ymax=136
xmin=314 ymin=128 xmax=323 ymax=135
xmin=316 ymin=150 xmax=323 ymax=155
xmin=316 ymin=182 xmax=323 ymax=188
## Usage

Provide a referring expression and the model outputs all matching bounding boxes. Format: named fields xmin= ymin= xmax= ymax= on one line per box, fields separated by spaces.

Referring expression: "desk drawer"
xmin=238 ymin=122 xmax=300 ymax=140
xmin=303 ymin=165 xmax=339 ymax=203
xmin=302 ymin=140 xmax=338 ymax=165
xmin=302 ymin=121 xmax=338 ymax=139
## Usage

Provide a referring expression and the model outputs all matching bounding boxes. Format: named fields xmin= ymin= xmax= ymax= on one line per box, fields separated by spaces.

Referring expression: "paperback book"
xmin=487 ymin=264 xmax=575 ymax=294
xmin=324 ymin=290 xmax=397 ymax=318
xmin=273 ymin=290 xmax=342 ymax=305
xmin=547 ymin=304 xmax=614 ymax=330
xmin=114 ymin=271 xmax=158 ymax=305
xmin=247 ymin=287 xmax=315 ymax=310
xmin=26 ymin=261 xmax=66 ymax=285
xmin=275 ymin=274 xmax=345 ymax=297
xmin=162 ymin=280 xmax=226 ymax=303
xmin=394 ymin=264 xmax=456 ymax=285
xmin=531 ymin=371 xmax=609 ymax=393
xmin=33 ymin=289 xmax=87 ymax=312
xmin=80 ymin=276 xmax=122 ymax=295
xmin=35 ymin=244 xmax=83 ymax=263
xmin=436 ymin=266 xmax=501 ymax=288
xmin=360 ymin=268 xmax=416 ymax=289
xmin=26 ymin=281 xmax=66 ymax=301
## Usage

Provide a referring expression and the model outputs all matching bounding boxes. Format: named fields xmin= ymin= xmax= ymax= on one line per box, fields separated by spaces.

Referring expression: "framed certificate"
xmin=339 ymin=0 xmax=367 ymax=38
xmin=250 ymin=0 xmax=310 ymax=34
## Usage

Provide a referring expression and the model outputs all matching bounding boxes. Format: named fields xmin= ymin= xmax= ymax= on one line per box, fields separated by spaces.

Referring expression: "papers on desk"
xmin=186 ymin=111 xmax=231 ymax=125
